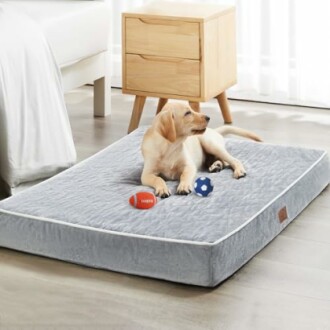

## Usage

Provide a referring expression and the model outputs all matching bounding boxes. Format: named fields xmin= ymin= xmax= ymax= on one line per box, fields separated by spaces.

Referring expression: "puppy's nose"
xmin=205 ymin=115 xmax=210 ymax=122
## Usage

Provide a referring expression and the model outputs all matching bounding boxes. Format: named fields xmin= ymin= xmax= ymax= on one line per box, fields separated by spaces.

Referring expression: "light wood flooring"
xmin=0 ymin=87 xmax=329 ymax=330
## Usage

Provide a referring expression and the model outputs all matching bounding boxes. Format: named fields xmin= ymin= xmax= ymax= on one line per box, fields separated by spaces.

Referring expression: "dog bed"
xmin=0 ymin=127 xmax=329 ymax=287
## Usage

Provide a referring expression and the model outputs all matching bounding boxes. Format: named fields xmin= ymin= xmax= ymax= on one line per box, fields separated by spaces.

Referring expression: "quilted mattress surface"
xmin=0 ymin=127 xmax=329 ymax=287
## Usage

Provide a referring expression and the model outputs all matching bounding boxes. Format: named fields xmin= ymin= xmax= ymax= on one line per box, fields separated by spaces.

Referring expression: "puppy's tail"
xmin=215 ymin=126 xmax=262 ymax=142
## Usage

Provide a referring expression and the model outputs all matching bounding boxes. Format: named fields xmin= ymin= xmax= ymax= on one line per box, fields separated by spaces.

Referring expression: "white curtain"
xmin=112 ymin=0 xmax=330 ymax=108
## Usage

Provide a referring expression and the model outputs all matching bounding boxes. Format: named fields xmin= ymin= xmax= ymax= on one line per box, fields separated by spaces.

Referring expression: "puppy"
xmin=141 ymin=102 xmax=261 ymax=198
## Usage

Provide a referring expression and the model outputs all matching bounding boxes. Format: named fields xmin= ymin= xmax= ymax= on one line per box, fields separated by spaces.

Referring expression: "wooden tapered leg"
xmin=189 ymin=101 xmax=200 ymax=112
xmin=127 ymin=96 xmax=146 ymax=133
xmin=216 ymin=91 xmax=233 ymax=124
xmin=156 ymin=98 xmax=168 ymax=115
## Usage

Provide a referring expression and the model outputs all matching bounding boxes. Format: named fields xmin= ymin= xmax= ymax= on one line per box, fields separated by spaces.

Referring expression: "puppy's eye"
xmin=184 ymin=111 xmax=192 ymax=116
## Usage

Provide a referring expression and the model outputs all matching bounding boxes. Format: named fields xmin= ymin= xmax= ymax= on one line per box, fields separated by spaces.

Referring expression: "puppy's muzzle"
xmin=192 ymin=115 xmax=210 ymax=135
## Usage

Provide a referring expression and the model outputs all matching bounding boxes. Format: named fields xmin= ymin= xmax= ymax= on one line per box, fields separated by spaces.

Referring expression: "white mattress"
xmin=8 ymin=0 xmax=111 ymax=67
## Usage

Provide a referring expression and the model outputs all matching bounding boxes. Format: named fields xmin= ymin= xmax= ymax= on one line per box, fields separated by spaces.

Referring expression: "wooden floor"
xmin=1 ymin=87 xmax=329 ymax=330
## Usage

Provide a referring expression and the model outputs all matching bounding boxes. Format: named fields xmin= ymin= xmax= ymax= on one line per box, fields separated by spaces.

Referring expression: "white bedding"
xmin=0 ymin=2 xmax=76 ymax=193
xmin=9 ymin=0 xmax=111 ymax=68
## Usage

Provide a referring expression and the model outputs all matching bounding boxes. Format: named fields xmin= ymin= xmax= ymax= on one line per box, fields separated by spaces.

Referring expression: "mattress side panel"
xmin=210 ymin=153 xmax=330 ymax=286
xmin=0 ymin=213 xmax=212 ymax=286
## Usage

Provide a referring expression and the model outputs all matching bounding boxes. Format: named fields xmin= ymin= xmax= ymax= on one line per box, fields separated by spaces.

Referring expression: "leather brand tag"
xmin=278 ymin=206 xmax=288 ymax=223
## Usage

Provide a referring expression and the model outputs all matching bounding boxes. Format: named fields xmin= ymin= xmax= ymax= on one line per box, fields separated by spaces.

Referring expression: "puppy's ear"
xmin=158 ymin=110 xmax=176 ymax=143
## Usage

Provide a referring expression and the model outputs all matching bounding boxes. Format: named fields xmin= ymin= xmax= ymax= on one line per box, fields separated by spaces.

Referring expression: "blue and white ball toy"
xmin=194 ymin=177 xmax=214 ymax=197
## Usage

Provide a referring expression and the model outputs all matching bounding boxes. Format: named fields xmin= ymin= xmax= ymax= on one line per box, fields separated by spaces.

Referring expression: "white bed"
xmin=0 ymin=0 xmax=112 ymax=195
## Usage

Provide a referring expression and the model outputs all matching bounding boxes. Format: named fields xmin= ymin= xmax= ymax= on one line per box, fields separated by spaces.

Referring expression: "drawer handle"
xmin=139 ymin=18 xmax=185 ymax=27
xmin=139 ymin=55 xmax=185 ymax=63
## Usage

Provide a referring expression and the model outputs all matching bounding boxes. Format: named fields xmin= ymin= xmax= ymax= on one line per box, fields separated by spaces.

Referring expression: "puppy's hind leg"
xmin=200 ymin=131 xmax=246 ymax=179
xmin=205 ymin=154 xmax=224 ymax=173
xmin=208 ymin=160 xmax=224 ymax=173
xmin=210 ymin=148 xmax=246 ymax=179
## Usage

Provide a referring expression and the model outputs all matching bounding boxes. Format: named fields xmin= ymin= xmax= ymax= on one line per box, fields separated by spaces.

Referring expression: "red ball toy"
xmin=129 ymin=191 xmax=157 ymax=209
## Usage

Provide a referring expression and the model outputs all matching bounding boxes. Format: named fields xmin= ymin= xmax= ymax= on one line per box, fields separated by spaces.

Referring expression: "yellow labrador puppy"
xmin=141 ymin=103 xmax=261 ymax=198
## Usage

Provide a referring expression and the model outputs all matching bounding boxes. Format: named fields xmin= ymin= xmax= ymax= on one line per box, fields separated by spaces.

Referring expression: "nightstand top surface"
xmin=123 ymin=1 xmax=235 ymax=22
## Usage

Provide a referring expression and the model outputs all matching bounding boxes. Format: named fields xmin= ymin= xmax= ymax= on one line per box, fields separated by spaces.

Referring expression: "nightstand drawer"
xmin=125 ymin=17 xmax=200 ymax=59
xmin=125 ymin=54 xmax=200 ymax=97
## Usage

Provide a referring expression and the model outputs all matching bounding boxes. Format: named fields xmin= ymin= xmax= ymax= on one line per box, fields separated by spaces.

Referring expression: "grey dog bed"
xmin=0 ymin=127 xmax=329 ymax=287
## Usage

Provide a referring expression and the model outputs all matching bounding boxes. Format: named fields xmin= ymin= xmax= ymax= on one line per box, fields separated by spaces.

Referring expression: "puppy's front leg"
xmin=141 ymin=171 xmax=171 ymax=198
xmin=177 ymin=165 xmax=196 ymax=195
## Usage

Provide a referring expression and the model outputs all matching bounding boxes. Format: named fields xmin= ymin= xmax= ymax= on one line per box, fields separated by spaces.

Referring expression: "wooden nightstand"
xmin=122 ymin=1 xmax=236 ymax=133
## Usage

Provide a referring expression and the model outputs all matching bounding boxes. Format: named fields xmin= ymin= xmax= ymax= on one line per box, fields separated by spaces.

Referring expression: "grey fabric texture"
xmin=0 ymin=127 xmax=329 ymax=286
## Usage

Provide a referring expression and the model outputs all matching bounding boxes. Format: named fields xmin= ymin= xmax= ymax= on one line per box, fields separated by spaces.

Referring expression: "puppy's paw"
xmin=208 ymin=160 xmax=224 ymax=173
xmin=176 ymin=182 xmax=192 ymax=195
xmin=155 ymin=186 xmax=171 ymax=198
xmin=233 ymin=168 xmax=246 ymax=179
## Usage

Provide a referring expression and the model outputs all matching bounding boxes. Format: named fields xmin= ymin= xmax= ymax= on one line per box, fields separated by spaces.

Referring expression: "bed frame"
xmin=61 ymin=0 xmax=111 ymax=117
xmin=61 ymin=50 xmax=111 ymax=117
